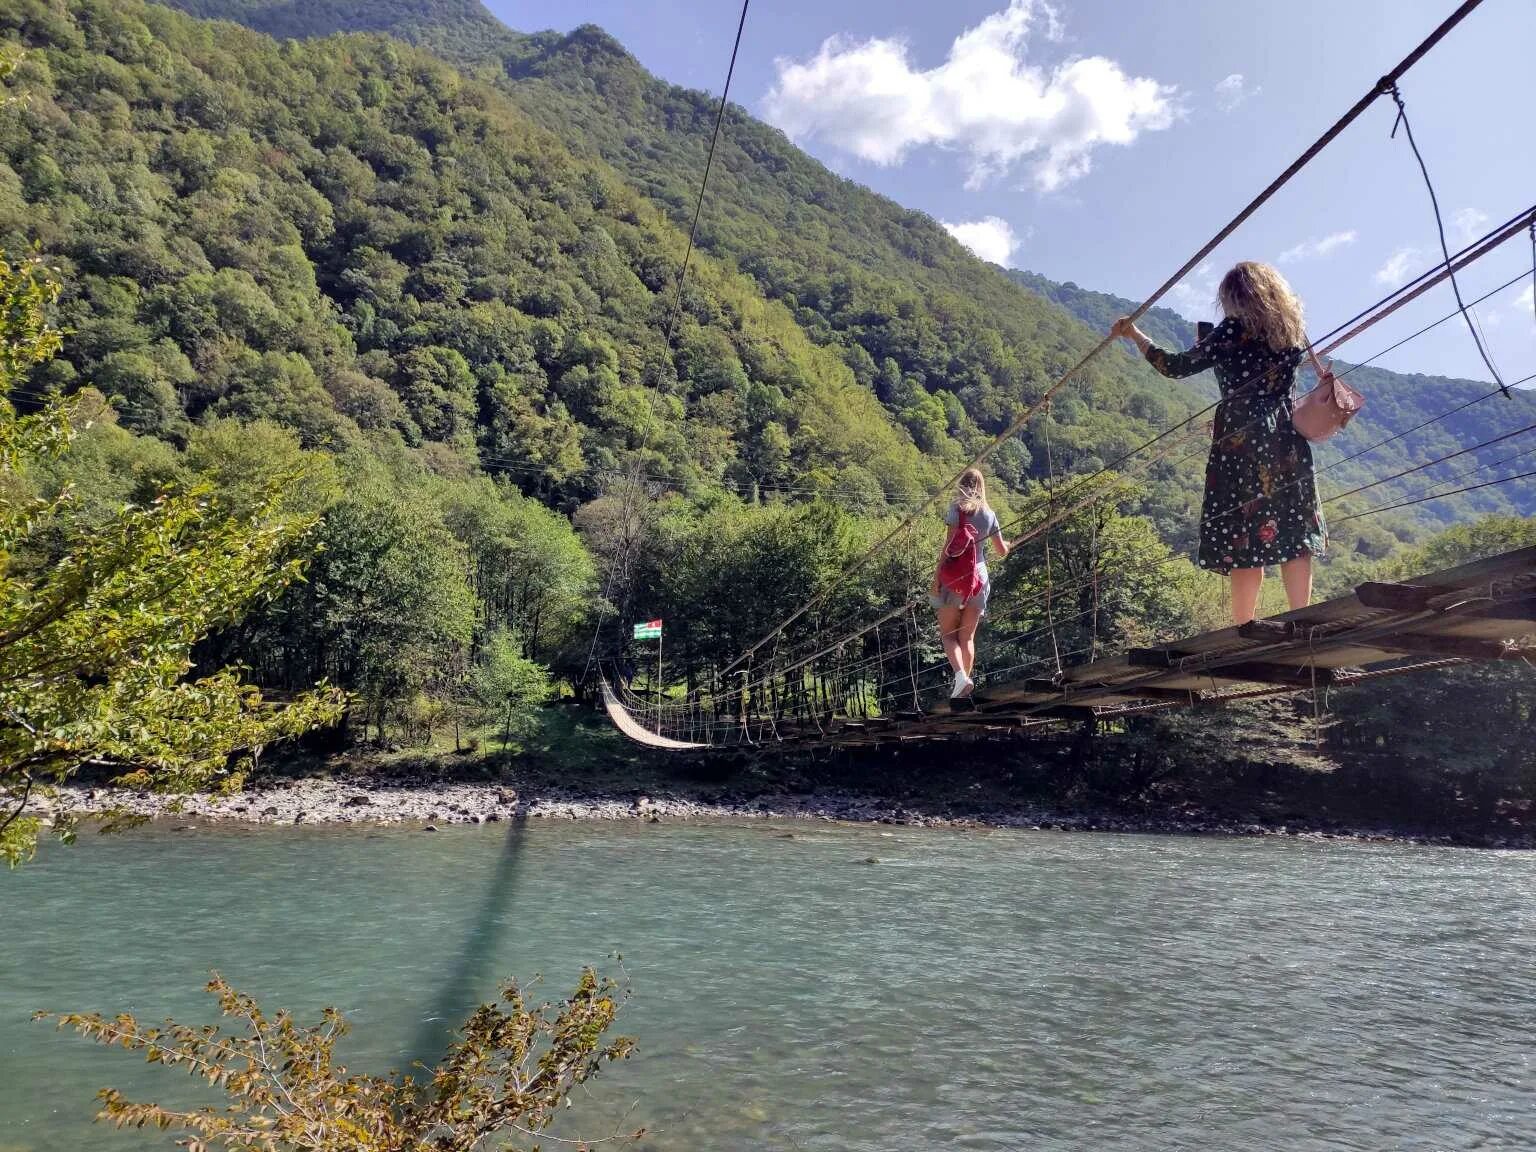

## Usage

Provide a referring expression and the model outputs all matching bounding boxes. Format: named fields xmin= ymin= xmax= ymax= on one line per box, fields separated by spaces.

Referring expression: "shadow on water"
xmin=405 ymin=811 xmax=529 ymax=1071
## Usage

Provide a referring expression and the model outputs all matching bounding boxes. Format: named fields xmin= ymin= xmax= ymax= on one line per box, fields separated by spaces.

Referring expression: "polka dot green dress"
xmin=1144 ymin=316 xmax=1327 ymax=575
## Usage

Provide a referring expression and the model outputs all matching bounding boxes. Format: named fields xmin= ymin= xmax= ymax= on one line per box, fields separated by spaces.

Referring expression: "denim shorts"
xmin=928 ymin=564 xmax=990 ymax=616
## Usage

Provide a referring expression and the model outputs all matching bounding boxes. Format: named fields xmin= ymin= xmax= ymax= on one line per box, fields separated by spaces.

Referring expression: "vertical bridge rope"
xmin=1387 ymin=83 xmax=1507 ymax=394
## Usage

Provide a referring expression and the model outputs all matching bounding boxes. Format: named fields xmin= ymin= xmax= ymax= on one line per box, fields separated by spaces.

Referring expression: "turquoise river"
xmin=2 ymin=819 xmax=1534 ymax=1149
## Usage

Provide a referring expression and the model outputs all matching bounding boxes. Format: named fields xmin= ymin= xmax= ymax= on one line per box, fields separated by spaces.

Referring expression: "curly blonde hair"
xmin=1218 ymin=261 xmax=1307 ymax=353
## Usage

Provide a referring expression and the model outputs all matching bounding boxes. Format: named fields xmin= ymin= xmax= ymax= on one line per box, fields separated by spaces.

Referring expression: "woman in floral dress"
xmin=1113 ymin=262 xmax=1326 ymax=625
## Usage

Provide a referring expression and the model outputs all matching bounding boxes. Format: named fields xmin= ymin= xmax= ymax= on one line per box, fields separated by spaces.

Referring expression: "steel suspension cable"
xmin=1336 ymin=265 xmax=1533 ymax=380
xmin=704 ymin=346 xmax=1530 ymax=723
xmin=1333 ymin=468 xmax=1536 ymax=525
xmin=987 ymin=211 xmax=1536 ymax=578
xmin=1399 ymin=438 xmax=1536 ymax=500
xmin=695 ymin=345 xmax=1532 ymax=721
xmin=1325 ymin=417 xmax=1536 ymax=505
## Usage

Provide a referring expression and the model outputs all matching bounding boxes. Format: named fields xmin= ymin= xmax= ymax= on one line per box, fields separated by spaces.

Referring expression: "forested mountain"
xmin=1008 ymin=270 xmax=1204 ymax=370
xmin=154 ymin=0 xmax=1536 ymax=542
xmin=2 ymin=0 xmax=941 ymax=507
xmin=0 ymin=0 xmax=971 ymax=741
xmin=151 ymin=0 xmax=1223 ymax=542
xmin=167 ymin=0 xmax=500 ymax=43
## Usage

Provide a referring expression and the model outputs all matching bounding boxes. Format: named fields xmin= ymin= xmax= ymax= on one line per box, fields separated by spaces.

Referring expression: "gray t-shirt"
xmin=944 ymin=503 xmax=1001 ymax=565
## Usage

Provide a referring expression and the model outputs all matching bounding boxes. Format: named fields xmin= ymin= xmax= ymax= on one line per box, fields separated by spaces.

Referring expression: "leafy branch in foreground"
xmin=0 ymin=251 xmax=345 ymax=866
xmin=39 ymin=969 xmax=639 ymax=1152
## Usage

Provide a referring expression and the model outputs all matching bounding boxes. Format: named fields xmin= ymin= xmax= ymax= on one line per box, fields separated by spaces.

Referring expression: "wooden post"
xmin=655 ymin=625 xmax=663 ymax=736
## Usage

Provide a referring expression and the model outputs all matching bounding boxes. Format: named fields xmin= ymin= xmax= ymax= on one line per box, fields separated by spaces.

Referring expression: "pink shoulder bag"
xmin=1291 ymin=345 xmax=1364 ymax=443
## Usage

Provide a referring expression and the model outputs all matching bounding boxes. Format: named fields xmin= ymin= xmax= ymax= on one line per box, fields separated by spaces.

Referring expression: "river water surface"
xmin=2 ymin=819 xmax=1534 ymax=1150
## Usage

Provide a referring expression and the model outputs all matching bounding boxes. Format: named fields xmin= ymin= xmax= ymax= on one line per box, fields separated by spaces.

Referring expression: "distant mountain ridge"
xmin=164 ymin=0 xmax=500 ymax=42
xmin=1007 ymin=270 xmax=1203 ymax=362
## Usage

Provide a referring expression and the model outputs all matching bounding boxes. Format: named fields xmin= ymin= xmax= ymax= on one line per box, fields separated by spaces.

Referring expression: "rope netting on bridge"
xmin=588 ymin=0 xmax=1536 ymax=751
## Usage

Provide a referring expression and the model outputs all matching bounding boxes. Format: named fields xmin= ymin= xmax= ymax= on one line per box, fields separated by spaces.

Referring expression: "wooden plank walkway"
xmin=602 ymin=545 xmax=1536 ymax=751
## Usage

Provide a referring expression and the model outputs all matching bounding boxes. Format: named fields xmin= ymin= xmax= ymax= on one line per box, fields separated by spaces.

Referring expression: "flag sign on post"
xmin=633 ymin=619 xmax=662 ymax=640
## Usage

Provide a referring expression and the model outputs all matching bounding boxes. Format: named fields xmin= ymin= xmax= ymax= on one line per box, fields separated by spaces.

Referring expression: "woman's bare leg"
xmin=936 ymin=604 xmax=964 ymax=674
xmin=1280 ymin=554 xmax=1313 ymax=612
xmin=957 ymin=602 xmax=985 ymax=689
xmin=1229 ymin=567 xmax=1264 ymax=625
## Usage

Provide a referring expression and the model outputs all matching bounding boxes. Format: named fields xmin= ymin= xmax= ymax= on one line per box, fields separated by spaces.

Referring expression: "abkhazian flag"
xmin=633 ymin=619 xmax=663 ymax=640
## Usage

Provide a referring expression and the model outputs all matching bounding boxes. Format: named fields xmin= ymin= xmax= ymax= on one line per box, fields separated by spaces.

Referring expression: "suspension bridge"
xmin=600 ymin=542 xmax=1536 ymax=750
xmin=589 ymin=0 xmax=1536 ymax=752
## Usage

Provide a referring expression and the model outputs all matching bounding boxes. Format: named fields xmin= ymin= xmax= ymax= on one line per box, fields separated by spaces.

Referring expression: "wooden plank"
xmin=1115 ymin=685 xmax=1210 ymax=703
xmin=1035 ymin=682 xmax=1200 ymax=708
xmin=967 ymin=683 xmax=1084 ymax=708
xmin=1373 ymin=632 xmax=1532 ymax=661
xmin=1356 ymin=581 xmax=1433 ymax=611
xmin=1152 ymin=661 xmax=1337 ymax=688
xmin=1238 ymin=618 xmax=1299 ymax=642
xmin=1057 ymin=653 xmax=1134 ymax=686
xmin=1448 ymin=597 xmax=1536 ymax=626
xmin=1397 ymin=543 xmax=1536 ymax=592
xmin=1426 ymin=615 xmax=1536 ymax=642
xmin=956 ymin=704 xmax=1087 ymax=723
xmin=1127 ymin=648 xmax=1192 ymax=669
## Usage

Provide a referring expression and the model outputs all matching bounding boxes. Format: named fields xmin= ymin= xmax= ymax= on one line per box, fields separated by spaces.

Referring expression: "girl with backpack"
xmin=930 ymin=468 xmax=1012 ymax=699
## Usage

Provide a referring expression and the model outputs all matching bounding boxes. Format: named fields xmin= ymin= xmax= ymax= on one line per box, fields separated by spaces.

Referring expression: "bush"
xmin=41 ymin=968 xmax=639 ymax=1151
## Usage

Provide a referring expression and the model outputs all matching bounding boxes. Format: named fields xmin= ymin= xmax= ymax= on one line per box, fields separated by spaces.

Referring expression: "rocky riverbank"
xmin=47 ymin=775 xmax=1534 ymax=847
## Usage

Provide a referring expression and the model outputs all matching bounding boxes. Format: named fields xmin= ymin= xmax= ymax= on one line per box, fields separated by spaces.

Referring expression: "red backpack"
xmin=937 ymin=515 xmax=983 ymax=603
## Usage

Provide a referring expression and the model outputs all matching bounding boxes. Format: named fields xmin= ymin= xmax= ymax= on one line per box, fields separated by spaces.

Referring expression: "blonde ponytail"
xmin=956 ymin=467 xmax=986 ymax=516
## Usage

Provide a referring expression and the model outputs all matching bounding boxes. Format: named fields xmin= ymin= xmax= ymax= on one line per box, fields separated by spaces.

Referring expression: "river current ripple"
xmin=1 ymin=820 xmax=1533 ymax=1150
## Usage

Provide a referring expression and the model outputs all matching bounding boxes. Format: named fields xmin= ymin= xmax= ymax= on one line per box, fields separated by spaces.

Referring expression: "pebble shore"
xmin=46 ymin=776 xmax=1533 ymax=847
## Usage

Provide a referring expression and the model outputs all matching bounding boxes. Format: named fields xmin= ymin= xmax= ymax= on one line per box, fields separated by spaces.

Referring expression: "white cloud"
xmin=1515 ymin=283 xmax=1534 ymax=315
xmin=941 ymin=216 xmax=1022 ymax=265
xmin=1214 ymin=73 xmax=1257 ymax=112
xmin=1277 ymin=230 xmax=1357 ymax=264
xmin=1168 ymin=261 xmax=1219 ymax=316
xmin=1374 ymin=247 xmax=1420 ymax=286
xmin=762 ymin=0 xmax=1178 ymax=192
xmin=1452 ymin=207 xmax=1489 ymax=244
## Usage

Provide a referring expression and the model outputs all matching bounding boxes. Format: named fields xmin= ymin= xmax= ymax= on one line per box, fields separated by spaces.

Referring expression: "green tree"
xmin=439 ymin=476 xmax=595 ymax=661
xmin=473 ymin=627 xmax=550 ymax=748
xmin=0 ymin=253 xmax=342 ymax=866
xmin=281 ymin=474 xmax=476 ymax=741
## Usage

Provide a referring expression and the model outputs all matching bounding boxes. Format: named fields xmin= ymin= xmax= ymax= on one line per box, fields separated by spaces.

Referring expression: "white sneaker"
xmin=951 ymin=670 xmax=974 ymax=698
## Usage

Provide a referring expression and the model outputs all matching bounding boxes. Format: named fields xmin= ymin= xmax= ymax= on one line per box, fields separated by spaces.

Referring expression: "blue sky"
xmin=486 ymin=0 xmax=1535 ymax=386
